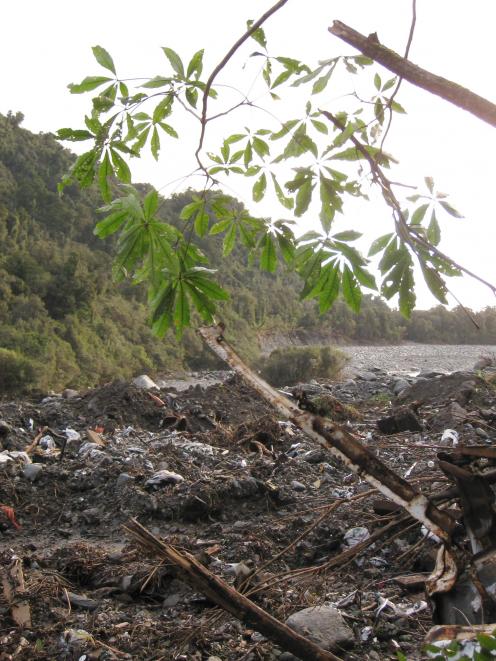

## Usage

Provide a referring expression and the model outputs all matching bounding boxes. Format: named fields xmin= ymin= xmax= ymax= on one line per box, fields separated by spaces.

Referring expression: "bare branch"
xmin=329 ymin=20 xmax=496 ymax=128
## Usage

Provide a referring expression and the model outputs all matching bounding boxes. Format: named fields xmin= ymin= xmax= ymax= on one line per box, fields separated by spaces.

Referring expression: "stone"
xmin=62 ymin=388 xmax=80 ymax=399
xmin=285 ymin=605 xmax=353 ymax=651
xmin=132 ymin=374 xmax=159 ymax=390
xmin=23 ymin=463 xmax=43 ymax=482
xmin=359 ymin=372 xmax=378 ymax=382
xmin=291 ymin=480 xmax=306 ymax=492
xmin=391 ymin=378 xmax=410 ymax=396
xmin=476 ymin=427 xmax=489 ymax=439
xmin=116 ymin=473 xmax=134 ymax=488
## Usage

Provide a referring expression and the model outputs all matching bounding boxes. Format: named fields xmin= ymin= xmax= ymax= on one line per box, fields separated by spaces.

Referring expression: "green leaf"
xmin=277 ymin=234 xmax=295 ymax=264
xmin=223 ymin=222 xmax=237 ymax=256
xmin=162 ymin=47 xmax=184 ymax=76
xmin=153 ymin=96 xmax=173 ymax=123
xmin=247 ymin=20 xmax=267 ymax=48
xmin=98 ymin=152 xmax=113 ymax=203
xmin=159 ymin=122 xmax=178 ymax=138
xmin=94 ymin=209 xmax=128 ymax=238
xmin=68 ymin=76 xmax=112 ymax=94
xmin=410 ymin=203 xmax=429 ymax=225
xmin=252 ymin=172 xmax=267 ymax=202
xmin=56 ymin=128 xmax=94 ymax=142
xmin=180 ymin=200 xmax=203 ymax=220
xmin=332 ymin=230 xmax=362 ymax=241
xmin=271 ymin=174 xmax=294 ymax=210
xmin=110 ymin=149 xmax=131 ymax=183
xmin=151 ymin=126 xmax=160 ymax=160
xmin=382 ymin=76 xmax=396 ymax=92
xmin=271 ymin=119 xmax=299 ymax=140
xmin=368 ymin=233 xmax=393 ymax=257
xmin=188 ymin=273 xmax=229 ymax=300
xmin=421 ymin=263 xmax=448 ymax=304
xmin=318 ymin=264 xmax=340 ymax=313
xmin=187 ymin=49 xmax=204 ymax=79
xmin=92 ymin=45 xmax=116 ymax=74
xmin=194 ymin=210 xmax=209 ymax=237
xmin=295 ymin=178 xmax=314 ymax=217
xmin=342 ymin=264 xmax=362 ymax=312
xmin=310 ymin=119 xmax=328 ymax=134
xmin=260 ymin=234 xmax=277 ymax=272
xmin=143 ymin=189 xmax=159 ymax=219
xmin=427 ymin=211 xmax=441 ymax=245
xmin=312 ymin=67 xmax=333 ymax=95
xmin=209 ymin=217 xmax=232 ymax=235
xmin=141 ymin=76 xmax=170 ymax=89
xmin=185 ymin=86 xmax=198 ymax=108
xmin=477 ymin=634 xmax=496 ymax=651
xmin=399 ymin=266 xmax=416 ymax=317
xmin=174 ymin=282 xmax=190 ymax=334
xmin=440 ymin=201 xmax=463 ymax=218
xmin=353 ymin=264 xmax=377 ymax=290
xmin=252 ymin=136 xmax=270 ymax=158
xmin=374 ymin=73 xmax=382 ymax=90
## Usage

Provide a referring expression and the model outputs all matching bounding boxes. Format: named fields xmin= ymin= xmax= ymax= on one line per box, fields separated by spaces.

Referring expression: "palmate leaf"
xmin=260 ymin=233 xmax=277 ymax=272
xmin=68 ymin=76 xmax=112 ymax=94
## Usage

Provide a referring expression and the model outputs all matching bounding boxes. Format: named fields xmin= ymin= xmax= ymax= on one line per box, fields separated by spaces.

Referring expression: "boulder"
xmin=285 ymin=605 xmax=353 ymax=651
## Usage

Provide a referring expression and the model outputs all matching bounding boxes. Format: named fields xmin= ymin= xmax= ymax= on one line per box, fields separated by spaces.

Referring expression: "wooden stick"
xmin=123 ymin=518 xmax=342 ymax=661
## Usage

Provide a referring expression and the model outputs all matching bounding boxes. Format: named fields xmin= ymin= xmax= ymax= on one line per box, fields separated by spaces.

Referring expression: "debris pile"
xmin=1 ymin=344 xmax=496 ymax=660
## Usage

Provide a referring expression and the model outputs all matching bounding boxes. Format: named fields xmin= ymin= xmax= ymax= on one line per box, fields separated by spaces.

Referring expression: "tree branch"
xmin=329 ymin=20 xmax=496 ymax=128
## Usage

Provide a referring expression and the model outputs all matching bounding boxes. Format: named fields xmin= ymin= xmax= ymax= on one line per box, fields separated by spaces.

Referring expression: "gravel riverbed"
xmin=341 ymin=343 xmax=496 ymax=376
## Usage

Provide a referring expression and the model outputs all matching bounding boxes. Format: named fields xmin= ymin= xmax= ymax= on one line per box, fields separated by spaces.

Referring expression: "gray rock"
xmin=476 ymin=427 xmax=489 ymax=439
xmin=116 ymin=473 xmax=134 ymax=488
xmin=23 ymin=463 xmax=43 ymax=482
xmin=392 ymin=378 xmax=410 ymax=395
xmin=358 ymin=372 xmax=377 ymax=382
xmin=291 ymin=480 xmax=306 ymax=492
xmin=132 ymin=374 xmax=159 ymax=390
xmin=285 ymin=605 xmax=353 ymax=651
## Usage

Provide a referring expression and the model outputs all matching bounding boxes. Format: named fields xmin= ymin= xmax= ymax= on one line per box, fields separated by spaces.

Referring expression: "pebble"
xmin=23 ymin=463 xmax=43 ymax=482
xmin=476 ymin=427 xmax=489 ymax=439
xmin=291 ymin=480 xmax=306 ymax=492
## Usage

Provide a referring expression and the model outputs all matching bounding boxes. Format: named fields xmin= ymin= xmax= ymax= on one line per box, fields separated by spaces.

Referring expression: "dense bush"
xmin=0 ymin=348 xmax=38 ymax=394
xmin=260 ymin=345 xmax=348 ymax=387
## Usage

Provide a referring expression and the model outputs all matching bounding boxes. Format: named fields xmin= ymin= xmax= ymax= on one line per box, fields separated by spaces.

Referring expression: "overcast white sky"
xmin=1 ymin=1 xmax=495 ymax=311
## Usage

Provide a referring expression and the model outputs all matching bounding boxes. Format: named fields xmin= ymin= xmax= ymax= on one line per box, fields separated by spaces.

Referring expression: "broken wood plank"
xmin=198 ymin=325 xmax=455 ymax=542
xmin=123 ymin=518 xmax=341 ymax=661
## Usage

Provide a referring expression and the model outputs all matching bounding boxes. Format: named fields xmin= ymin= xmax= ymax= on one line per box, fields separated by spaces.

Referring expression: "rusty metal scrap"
xmin=198 ymin=325 xmax=456 ymax=541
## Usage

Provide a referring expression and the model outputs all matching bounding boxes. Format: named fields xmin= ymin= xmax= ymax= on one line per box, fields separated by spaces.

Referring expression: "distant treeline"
xmin=0 ymin=112 xmax=494 ymax=392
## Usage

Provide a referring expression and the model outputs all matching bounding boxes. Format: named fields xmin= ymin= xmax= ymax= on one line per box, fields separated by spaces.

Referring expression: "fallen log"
xmin=123 ymin=518 xmax=341 ymax=661
xmin=198 ymin=324 xmax=455 ymax=541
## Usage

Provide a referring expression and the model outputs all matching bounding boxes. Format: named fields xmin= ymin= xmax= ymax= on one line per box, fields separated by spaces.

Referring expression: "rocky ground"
xmin=1 ymin=349 xmax=496 ymax=661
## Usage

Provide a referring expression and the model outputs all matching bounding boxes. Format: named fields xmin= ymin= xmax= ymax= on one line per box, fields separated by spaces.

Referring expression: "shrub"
xmin=0 ymin=348 xmax=38 ymax=394
xmin=260 ymin=345 xmax=348 ymax=387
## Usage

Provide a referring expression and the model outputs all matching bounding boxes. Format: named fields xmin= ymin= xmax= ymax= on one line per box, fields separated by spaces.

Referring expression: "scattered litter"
xmin=441 ymin=428 xmax=459 ymax=446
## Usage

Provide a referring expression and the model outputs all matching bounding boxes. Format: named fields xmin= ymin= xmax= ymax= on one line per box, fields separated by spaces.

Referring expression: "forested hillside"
xmin=1 ymin=112 xmax=495 ymax=392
